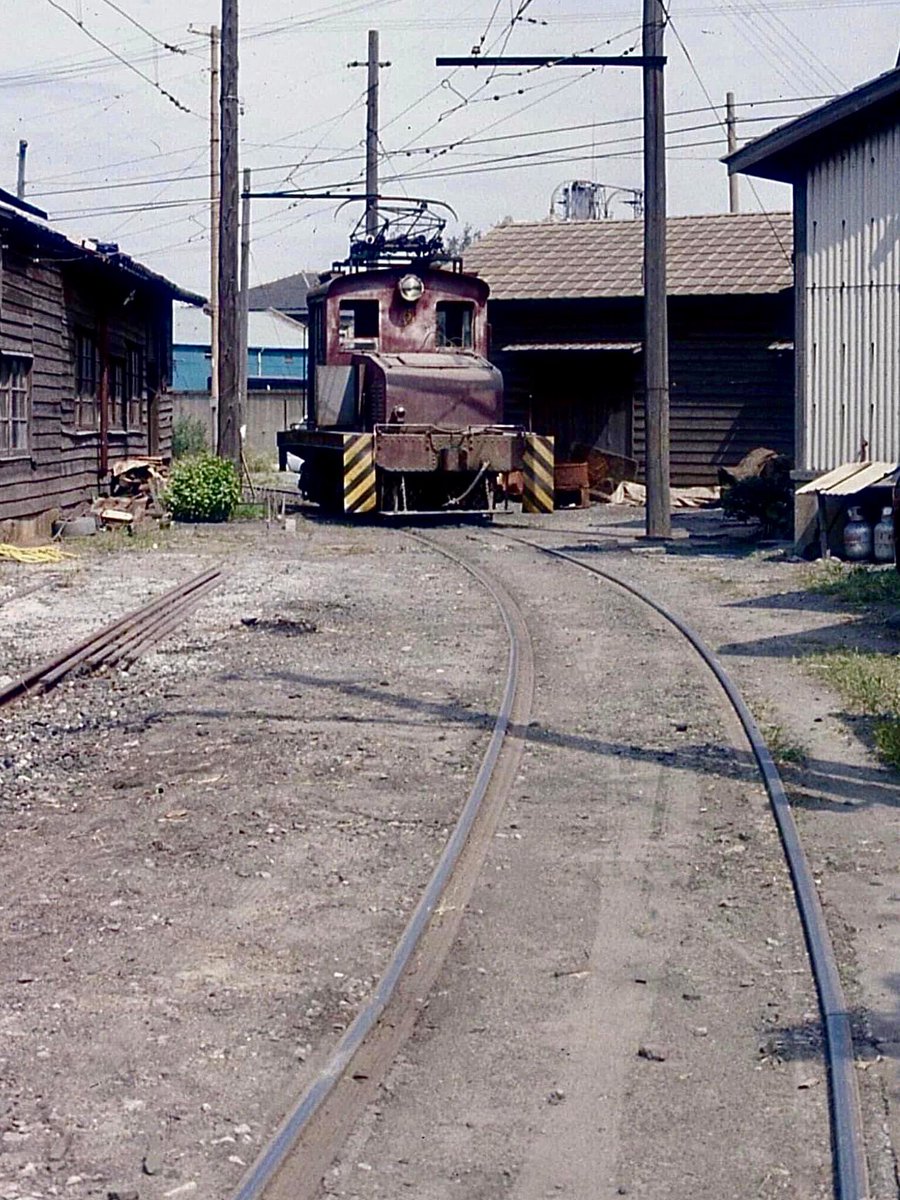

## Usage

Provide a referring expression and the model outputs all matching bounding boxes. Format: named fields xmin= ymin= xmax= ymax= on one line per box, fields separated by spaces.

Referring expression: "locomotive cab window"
xmin=338 ymin=299 xmax=379 ymax=350
xmin=436 ymin=301 xmax=474 ymax=349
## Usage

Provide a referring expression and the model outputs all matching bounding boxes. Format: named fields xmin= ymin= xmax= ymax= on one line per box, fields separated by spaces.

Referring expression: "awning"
xmin=501 ymin=341 xmax=641 ymax=353
xmin=795 ymin=461 xmax=899 ymax=496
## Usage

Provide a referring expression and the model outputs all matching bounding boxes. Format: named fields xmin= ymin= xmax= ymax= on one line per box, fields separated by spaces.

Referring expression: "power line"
xmin=665 ymin=13 xmax=792 ymax=264
xmin=94 ymin=0 xmax=187 ymax=55
xmin=41 ymin=0 xmax=194 ymax=114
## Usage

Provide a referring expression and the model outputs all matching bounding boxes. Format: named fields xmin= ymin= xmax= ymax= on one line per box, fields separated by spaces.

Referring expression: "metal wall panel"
xmin=803 ymin=124 xmax=900 ymax=471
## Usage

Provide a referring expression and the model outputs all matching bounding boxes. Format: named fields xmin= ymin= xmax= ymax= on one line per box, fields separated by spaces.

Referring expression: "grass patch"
xmin=233 ymin=502 xmax=265 ymax=521
xmin=761 ymin=723 xmax=807 ymax=766
xmin=807 ymin=561 xmax=900 ymax=607
xmin=808 ymin=649 xmax=900 ymax=770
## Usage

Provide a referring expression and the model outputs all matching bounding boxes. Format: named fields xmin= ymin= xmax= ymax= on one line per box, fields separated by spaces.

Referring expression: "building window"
xmin=338 ymin=299 xmax=379 ymax=350
xmin=0 ymin=354 xmax=31 ymax=457
xmin=110 ymin=356 xmax=126 ymax=429
xmin=125 ymin=342 xmax=145 ymax=429
xmin=75 ymin=330 xmax=99 ymax=430
xmin=436 ymin=301 xmax=474 ymax=349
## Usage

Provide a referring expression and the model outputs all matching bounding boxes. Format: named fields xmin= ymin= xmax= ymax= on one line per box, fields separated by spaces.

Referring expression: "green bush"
xmin=164 ymin=454 xmax=241 ymax=522
xmin=172 ymin=414 xmax=210 ymax=459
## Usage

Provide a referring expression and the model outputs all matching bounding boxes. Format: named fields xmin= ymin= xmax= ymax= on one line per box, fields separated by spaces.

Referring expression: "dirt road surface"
xmin=0 ymin=507 xmax=896 ymax=1199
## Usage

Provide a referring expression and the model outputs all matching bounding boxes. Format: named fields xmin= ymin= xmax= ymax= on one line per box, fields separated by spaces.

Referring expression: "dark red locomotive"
xmin=278 ymin=211 xmax=553 ymax=515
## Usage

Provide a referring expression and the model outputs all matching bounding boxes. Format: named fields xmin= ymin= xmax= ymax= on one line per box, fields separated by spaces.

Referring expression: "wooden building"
xmin=464 ymin=212 xmax=794 ymax=486
xmin=0 ymin=188 xmax=202 ymax=536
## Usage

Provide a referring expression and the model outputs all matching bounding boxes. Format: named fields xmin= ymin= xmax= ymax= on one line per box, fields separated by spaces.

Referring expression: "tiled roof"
xmin=248 ymin=270 xmax=319 ymax=313
xmin=464 ymin=211 xmax=793 ymax=301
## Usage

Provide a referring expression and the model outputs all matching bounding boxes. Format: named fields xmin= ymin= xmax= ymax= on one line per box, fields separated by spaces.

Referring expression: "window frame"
xmin=338 ymin=299 xmax=379 ymax=351
xmin=435 ymin=301 xmax=475 ymax=349
xmin=74 ymin=329 xmax=99 ymax=431
xmin=0 ymin=352 xmax=33 ymax=460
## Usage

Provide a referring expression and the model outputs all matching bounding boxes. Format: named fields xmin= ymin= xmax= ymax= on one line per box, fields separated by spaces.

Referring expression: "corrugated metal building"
xmin=464 ymin=212 xmax=794 ymax=485
xmin=728 ymin=67 xmax=900 ymax=475
xmin=172 ymin=306 xmax=308 ymax=391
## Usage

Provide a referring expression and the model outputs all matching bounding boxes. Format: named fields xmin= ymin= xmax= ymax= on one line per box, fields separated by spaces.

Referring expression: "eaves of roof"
xmin=726 ymin=67 xmax=900 ymax=183
xmin=0 ymin=197 xmax=204 ymax=305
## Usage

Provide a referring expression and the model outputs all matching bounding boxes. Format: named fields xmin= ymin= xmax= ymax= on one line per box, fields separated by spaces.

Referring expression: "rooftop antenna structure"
xmin=550 ymin=180 xmax=644 ymax=221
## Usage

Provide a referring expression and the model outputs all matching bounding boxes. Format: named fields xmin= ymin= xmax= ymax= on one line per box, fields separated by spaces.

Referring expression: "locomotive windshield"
xmin=436 ymin=301 xmax=474 ymax=349
xmin=339 ymin=299 xmax=379 ymax=350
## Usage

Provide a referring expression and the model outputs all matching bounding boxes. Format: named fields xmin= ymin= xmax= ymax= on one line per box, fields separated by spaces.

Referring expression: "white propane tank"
xmin=843 ymin=506 xmax=872 ymax=561
xmin=873 ymin=506 xmax=895 ymax=563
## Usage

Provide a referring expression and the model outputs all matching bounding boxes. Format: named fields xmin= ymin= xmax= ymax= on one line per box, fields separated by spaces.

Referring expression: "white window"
xmin=0 ymin=354 xmax=31 ymax=457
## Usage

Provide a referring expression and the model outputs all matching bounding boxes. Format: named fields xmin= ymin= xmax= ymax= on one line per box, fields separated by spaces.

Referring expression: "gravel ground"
xmin=0 ymin=506 xmax=896 ymax=1199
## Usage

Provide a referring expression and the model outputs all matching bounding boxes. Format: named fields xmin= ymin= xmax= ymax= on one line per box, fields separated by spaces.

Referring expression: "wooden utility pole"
xmin=217 ymin=0 xmax=241 ymax=466
xmin=209 ymin=25 xmax=221 ymax=446
xmin=726 ymin=92 xmax=739 ymax=214
xmin=349 ymin=33 xmax=390 ymax=239
xmin=16 ymin=140 xmax=27 ymax=199
xmin=239 ymin=168 xmax=251 ymax=417
xmin=642 ymin=0 xmax=670 ymax=538
xmin=437 ymin=16 xmax=672 ymax=539
xmin=365 ymin=30 xmax=380 ymax=239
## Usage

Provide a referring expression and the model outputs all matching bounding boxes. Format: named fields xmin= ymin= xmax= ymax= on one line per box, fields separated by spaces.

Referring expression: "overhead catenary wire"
xmin=29 ymin=109 xmax=821 ymax=199
xmin=41 ymin=0 xmax=196 ymax=114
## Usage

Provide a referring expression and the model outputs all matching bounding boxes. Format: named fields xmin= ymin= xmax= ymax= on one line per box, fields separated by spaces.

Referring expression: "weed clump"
xmin=165 ymin=454 xmax=241 ymax=522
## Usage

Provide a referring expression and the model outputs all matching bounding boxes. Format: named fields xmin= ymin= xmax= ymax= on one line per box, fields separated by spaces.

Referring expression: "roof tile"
xmin=465 ymin=212 xmax=793 ymax=300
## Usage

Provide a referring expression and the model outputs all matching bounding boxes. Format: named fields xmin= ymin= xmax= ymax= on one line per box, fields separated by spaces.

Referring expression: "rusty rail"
xmin=0 ymin=567 xmax=223 ymax=708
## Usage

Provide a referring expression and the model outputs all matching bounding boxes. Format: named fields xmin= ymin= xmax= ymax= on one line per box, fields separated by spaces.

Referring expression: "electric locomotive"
xmin=277 ymin=204 xmax=554 ymax=516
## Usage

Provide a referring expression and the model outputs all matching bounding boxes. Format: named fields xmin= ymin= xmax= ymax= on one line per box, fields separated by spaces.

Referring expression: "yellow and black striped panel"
xmin=522 ymin=433 xmax=555 ymax=514
xmin=342 ymin=433 xmax=377 ymax=514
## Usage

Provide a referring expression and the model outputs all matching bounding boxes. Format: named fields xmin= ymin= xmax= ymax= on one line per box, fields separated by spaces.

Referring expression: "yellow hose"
xmin=0 ymin=543 xmax=76 ymax=564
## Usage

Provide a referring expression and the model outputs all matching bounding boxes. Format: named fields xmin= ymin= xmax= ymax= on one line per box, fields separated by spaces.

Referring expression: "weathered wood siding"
xmin=490 ymin=293 xmax=794 ymax=485
xmin=0 ymin=227 xmax=176 ymax=524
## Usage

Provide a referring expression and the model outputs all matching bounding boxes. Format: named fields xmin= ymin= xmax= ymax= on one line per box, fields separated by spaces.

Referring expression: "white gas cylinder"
xmin=843 ymin=507 xmax=872 ymax=561
xmin=873 ymin=506 xmax=895 ymax=563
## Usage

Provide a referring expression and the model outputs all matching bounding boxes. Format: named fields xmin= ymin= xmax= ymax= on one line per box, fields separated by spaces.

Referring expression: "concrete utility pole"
xmin=217 ymin=0 xmax=241 ymax=467
xmin=16 ymin=140 xmax=27 ymax=200
xmin=642 ymin=0 xmax=670 ymax=538
xmin=437 ymin=5 xmax=672 ymax=539
xmin=209 ymin=26 xmax=221 ymax=446
xmin=726 ymin=92 xmax=739 ymax=214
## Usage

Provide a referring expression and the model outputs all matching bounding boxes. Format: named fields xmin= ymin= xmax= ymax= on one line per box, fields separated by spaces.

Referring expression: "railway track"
xmin=498 ymin=528 xmax=869 ymax=1200
xmin=231 ymin=533 xmax=533 ymax=1200
xmin=0 ymin=566 xmax=223 ymax=709
xmin=232 ymin=525 xmax=869 ymax=1200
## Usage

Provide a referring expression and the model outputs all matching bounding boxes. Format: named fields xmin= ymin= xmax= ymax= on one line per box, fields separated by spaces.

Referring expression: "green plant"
xmin=808 ymin=649 xmax=900 ymax=771
xmin=807 ymin=561 xmax=900 ymax=607
xmin=171 ymin=414 xmax=210 ymax=459
xmin=164 ymin=455 xmax=241 ymax=522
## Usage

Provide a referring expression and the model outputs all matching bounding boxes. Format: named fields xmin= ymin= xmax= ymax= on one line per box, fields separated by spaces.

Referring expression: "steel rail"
xmin=231 ymin=534 xmax=528 ymax=1200
xmin=0 ymin=567 xmax=223 ymax=707
xmin=505 ymin=533 xmax=869 ymax=1200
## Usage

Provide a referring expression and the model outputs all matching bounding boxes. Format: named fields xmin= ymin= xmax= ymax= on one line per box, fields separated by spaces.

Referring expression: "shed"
xmin=727 ymin=66 xmax=900 ymax=478
xmin=464 ymin=212 xmax=794 ymax=486
xmin=0 ymin=189 xmax=202 ymax=536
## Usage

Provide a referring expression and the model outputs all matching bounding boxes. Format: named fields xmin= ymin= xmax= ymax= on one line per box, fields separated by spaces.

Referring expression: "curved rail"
xmin=0 ymin=567 xmax=223 ymax=709
xmin=504 ymin=533 xmax=868 ymax=1200
xmin=232 ymin=533 xmax=532 ymax=1200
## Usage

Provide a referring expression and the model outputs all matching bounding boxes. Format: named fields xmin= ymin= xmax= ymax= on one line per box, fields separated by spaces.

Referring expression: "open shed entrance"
xmin=506 ymin=346 xmax=638 ymax=461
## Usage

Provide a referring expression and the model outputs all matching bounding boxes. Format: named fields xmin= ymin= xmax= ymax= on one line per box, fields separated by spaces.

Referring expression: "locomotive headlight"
xmin=397 ymin=273 xmax=425 ymax=303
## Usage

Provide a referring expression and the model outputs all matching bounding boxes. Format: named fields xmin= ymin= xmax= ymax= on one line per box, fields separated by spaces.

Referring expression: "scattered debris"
xmin=0 ymin=543 xmax=75 ymax=564
xmin=637 ymin=1043 xmax=669 ymax=1062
